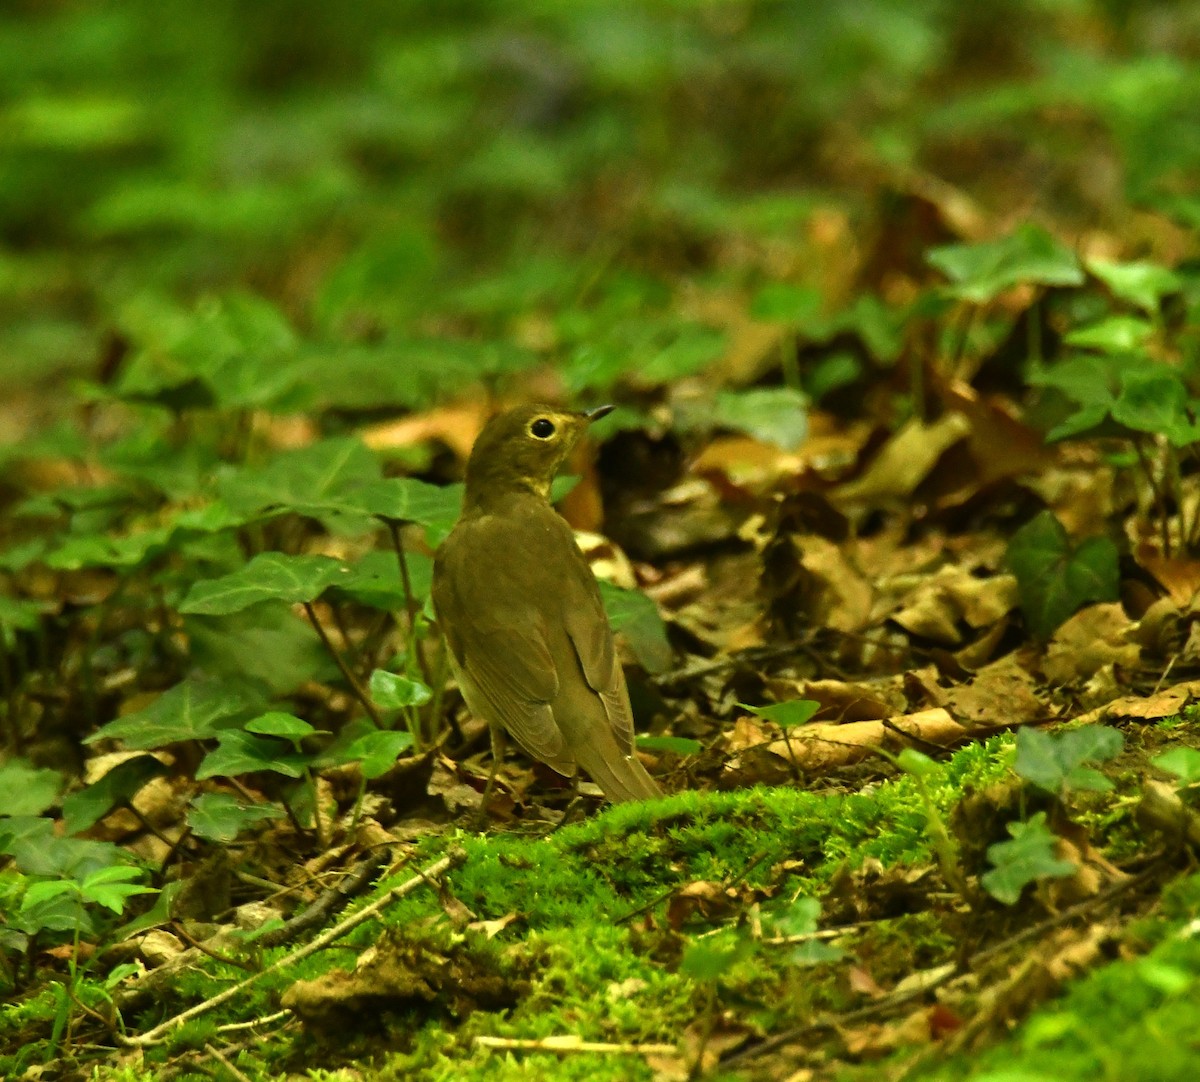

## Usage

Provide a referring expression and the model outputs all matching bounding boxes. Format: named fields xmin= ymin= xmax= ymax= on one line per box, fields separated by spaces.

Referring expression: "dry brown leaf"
xmin=940 ymin=656 xmax=1044 ymax=728
xmin=1042 ymin=603 xmax=1140 ymax=686
xmin=467 ymin=913 xmax=520 ymax=939
xmin=835 ymin=412 xmax=972 ymax=505
xmin=667 ymin=881 xmax=736 ymax=929
xmin=795 ymin=535 xmax=875 ymax=633
xmin=763 ymin=709 xmax=968 ymax=771
xmin=1134 ymin=545 xmax=1200 ymax=607
xmin=361 ymin=402 xmax=489 ymax=460
xmin=764 ymin=677 xmax=904 ymax=723
xmin=1104 ymin=680 xmax=1200 ymax=720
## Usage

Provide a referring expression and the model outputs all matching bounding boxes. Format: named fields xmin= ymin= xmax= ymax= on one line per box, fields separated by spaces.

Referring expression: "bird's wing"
xmin=433 ymin=526 xmax=574 ymax=772
xmin=561 ymin=554 xmax=636 ymax=756
xmin=453 ymin=624 xmax=574 ymax=771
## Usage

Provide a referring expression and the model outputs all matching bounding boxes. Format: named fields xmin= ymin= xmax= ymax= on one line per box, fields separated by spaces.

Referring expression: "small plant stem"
xmin=301 ymin=602 xmax=383 ymax=727
xmin=1026 ymin=297 xmax=1043 ymax=367
xmin=780 ymin=335 xmax=802 ymax=392
xmin=427 ymin=639 xmax=459 ymax=744
xmin=1132 ymin=435 xmax=1171 ymax=556
xmin=120 ymin=846 xmax=468 ymax=1047
xmin=385 ymin=519 xmax=434 ymax=688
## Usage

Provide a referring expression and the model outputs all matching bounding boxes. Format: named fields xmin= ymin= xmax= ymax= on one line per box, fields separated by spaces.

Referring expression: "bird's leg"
xmin=551 ymin=773 xmax=588 ymax=832
xmin=472 ymin=725 xmax=507 ymax=831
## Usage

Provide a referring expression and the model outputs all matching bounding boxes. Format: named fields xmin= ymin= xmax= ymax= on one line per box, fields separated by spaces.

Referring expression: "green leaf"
xmin=928 ymin=224 xmax=1084 ymax=304
xmin=0 ymin=596 xmax=49 ymax=649
xmin=1153 ymin=746 xmax=1200 ymax=786
xmin=62 ymin=755 xmax=169 ymax=834
xmin=186 ymin=600 xmax=332 ymax=695
xmin=1086 ymin=257 xmax=1182 ymax=314
xmin=680 ymin=933 xmax=752 ymax=982
xmin=1064 ymin=315 xmax=1153 ymax=353
xmin=196 ymin=731 xmax=310 ymax=780
xmin=368 ymin=670 xmax=432 ymax=709
xmin=350 ymin=478 xmax=463 ymax=544
xmin=217 ymin=437 xmax=382 ymax=533
xmin=179 ymin=553 xmax=350 ymax=615
xmin=897 ymin=749 xmax=939 ymax=778
xmin=741 ymin=699 xmax=821 ymax=728
xmin=0 ymin=760 xmax=62 ymax=816
xmin=636 ymin=735 xmax=702 ymax=756
xmin=87 ymin=677 xmax=267 ymax=749
xmin=1110 ymin=367 xmax=1189 ymax=436
xmin=981 ymin=812 xmax=1076 ymax=905
xmin=188 ymin=793 xmax=285 ymax=843
xmin=331 ymin=550 xmax=433 ymax=609
xmin=1013 ymin=725 xmax=1124 ymax=796
xmin=1004 ymin=512 xmax=1120 ymax=638
xmin=749 ymin=283 xmax=823 ymax=323
xmin=713 ymin=387 xmax=808 ymax=449
xmin=80 ymin=865 xmax=157 ymax=914
xmin=599 ymin=582 xmax=673 ymax=674
xmin=244 ymin=712 xmax=320 ymax=741
xmin=318 ymin=729 xmax=415 ymax=779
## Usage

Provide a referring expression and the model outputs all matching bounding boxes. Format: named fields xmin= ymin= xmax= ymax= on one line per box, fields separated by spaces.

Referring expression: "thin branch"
xmin=120 ymin=846 xmax=467 ymax=1047
xmin=474 ymin=1035 xmax=678 ymax=1056
xmin=302 ymin=601 xmax=383 ymax=727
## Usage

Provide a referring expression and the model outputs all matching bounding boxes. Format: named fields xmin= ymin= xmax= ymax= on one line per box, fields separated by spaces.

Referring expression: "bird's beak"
xmin=585 ymin=404 xmax=615 ymax=423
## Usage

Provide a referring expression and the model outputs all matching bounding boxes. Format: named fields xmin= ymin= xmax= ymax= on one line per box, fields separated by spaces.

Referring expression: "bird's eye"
xmin=530 ymin=418 xmax=556 ymax=439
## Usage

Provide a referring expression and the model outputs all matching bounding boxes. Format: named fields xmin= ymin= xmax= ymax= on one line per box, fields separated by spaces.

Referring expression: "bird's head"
xmin=464 ymin=403 xmax=614 ymax=506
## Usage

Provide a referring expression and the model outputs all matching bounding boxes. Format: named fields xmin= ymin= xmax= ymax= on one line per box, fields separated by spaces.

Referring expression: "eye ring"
xmin=530 ymin=418 xmax=556 ymax=439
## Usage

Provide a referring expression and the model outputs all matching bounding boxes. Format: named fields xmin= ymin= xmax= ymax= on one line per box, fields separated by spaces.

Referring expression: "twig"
xmin=215 ymin=1009 xmax=291 ymax=1035
xmin=386 ymin=520 xmax=434 ymax=689
xmin=474 ymin=1035 xmax=678 ymax=1056
xmin=120 ymin=846 xmax=467 ymax=1047
xmin=205 ymin=1042 xmax=254 ymax=1082
xmin=254 ymin=848 xmax=390 ymax=949
xmin=302 ymin=601 xmax=383 ymax=727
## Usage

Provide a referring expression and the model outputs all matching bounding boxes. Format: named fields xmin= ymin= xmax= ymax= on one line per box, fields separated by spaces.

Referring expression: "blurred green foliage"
xmin=2 ymin=0 xmax=1198 ymax=400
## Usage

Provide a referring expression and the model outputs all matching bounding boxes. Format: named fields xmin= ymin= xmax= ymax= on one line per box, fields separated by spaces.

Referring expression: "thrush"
xmin=432 ymin=403 xmax=662 ymax=804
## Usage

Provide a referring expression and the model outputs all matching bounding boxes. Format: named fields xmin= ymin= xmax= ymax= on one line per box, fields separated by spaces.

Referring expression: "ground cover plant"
xmin=2 ymin=1 xmax=1200 ymax=1079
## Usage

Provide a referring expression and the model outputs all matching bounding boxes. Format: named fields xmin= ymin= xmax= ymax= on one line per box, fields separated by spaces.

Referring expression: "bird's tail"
xmin=574 ymin=736 xmax=663 ymax=803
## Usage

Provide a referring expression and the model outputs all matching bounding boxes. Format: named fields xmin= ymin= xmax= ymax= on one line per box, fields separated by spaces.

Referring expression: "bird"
xmin=432 ymin=403 xmax=663 ymax=806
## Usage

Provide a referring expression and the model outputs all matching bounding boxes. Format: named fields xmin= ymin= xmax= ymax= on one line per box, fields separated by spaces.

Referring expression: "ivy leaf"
xmin=599 ymin=581 xmax=673 ymax=674
xmin=1086 ymin=257 xmax=1182 ymax=314
xmin=0 ymin=760 xmax=63 ymax=817
xmin=0 ymin=596 xmax=50 ymax=650
xmin=981 ymin=812 xmax=1076 ymax=905
xmin=368 ymin=670 xmax=432 ymax=709
xmin=86 ymin=676 xmax=267 ymax=749
xmin=680 ymin=933 xmax=752 ymax=982
xmin=62 ymin=755 xmax=169 ymax=834
xmin=349 ymin=478 xmax=463 ymax=545
xmin=741 ymin=699 xmax=821 ymax=728
xmin=1004 ymin=512 xmax=1119 ymax=638
xmin=331 ymin=550 xmax=433 ymax=609
xmin=928 ymin=224 xmax=1084 ymax=304
xmin=713 ymin=387 xmax=808 ymax=450
xmin=1064 ymin=315 xmax=1153 ymax=353
xmin=196 ymin=731 xmax=310 ymax=780
xmin=179 ymin=553 xmax=349 ymax=615
xmin=1014 ymin=726 xmax=1124 ymax=796
xmin=188 ymin=793 xmax=285 ymax=843
xmin=217 ymin=438 xmax=381 ymax=534
xmin=1153 ymin=747 xmax=1200 ymax=786
xmin=244 ymin=712 xmax=321 ymax=741
xmin=317 ymin=728 xmax=415 ymax=779
xmin=1110 ymin=367 xmax=1189 ymax=438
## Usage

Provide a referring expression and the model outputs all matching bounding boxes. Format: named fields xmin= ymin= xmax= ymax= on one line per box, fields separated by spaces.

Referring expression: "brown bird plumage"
xmin=432 ymin=404 xmax=662 ymax=803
